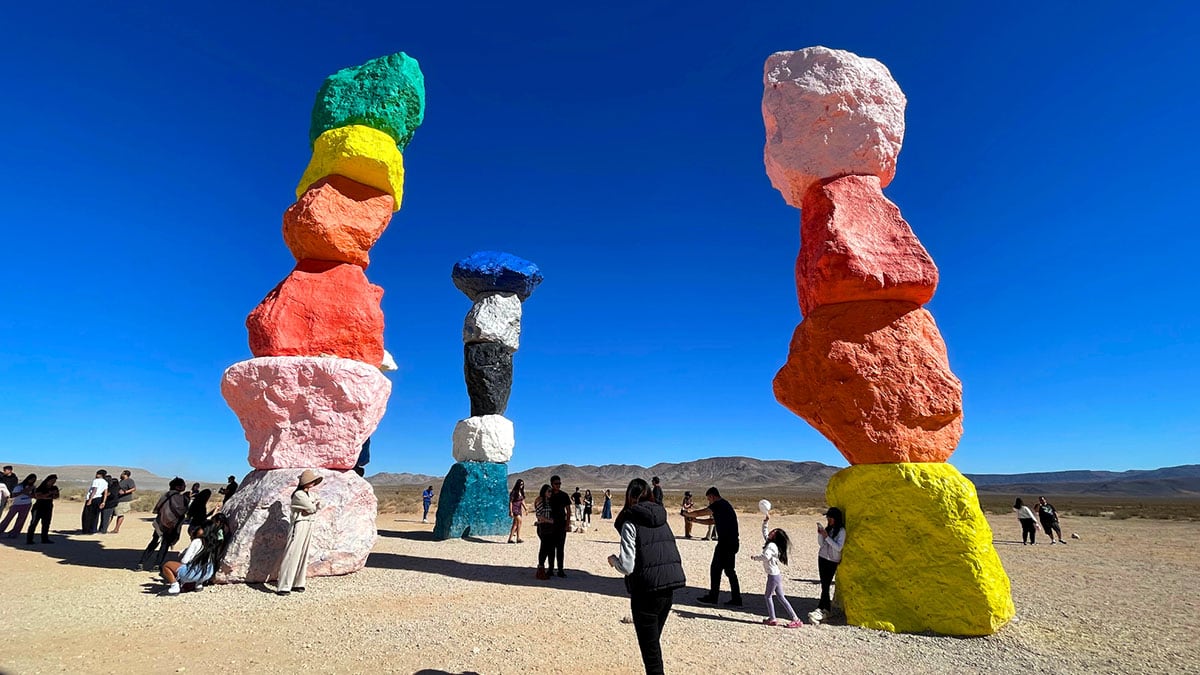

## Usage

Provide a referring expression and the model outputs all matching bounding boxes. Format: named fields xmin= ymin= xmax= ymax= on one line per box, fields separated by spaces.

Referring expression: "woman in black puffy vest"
xmin=607 ymin=478 xmax=686 ymax=675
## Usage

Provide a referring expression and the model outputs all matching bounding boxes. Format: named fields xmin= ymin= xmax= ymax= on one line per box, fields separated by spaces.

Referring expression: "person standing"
xmin=218 ymin=475 xmax=238 ymax=505
xmin=1014 ymin=498 xmax=1038 ymax=545
xmin=81 ymin=469 xmax=108 ymax=534
xmin=548 ymin=475 xmax=573 ymax=577
xmin=110 ymin=470 xmax=136 ymax=534
xmin=583 ymin=489 xmax=594 ymax=527
xmin=533 ymin=484 xmax=554 ymax=579
xmin=507 ymin=479 xmax=526 ymax=544
xmin=1 ymin=474 xmax=36 ymax=537
xmin=608 ymin=478 xmax=686 ymax=675
xmin=681 ymin=492 xmax=695 ymax=539
xmin=98 ymin=472 xmax=122 ymax=533
xmin=651 ymin=477 xmax=664 ymax=505
xmin=809 ymin=507 xmax=846 ymax=624
xmin=0 ymin=466 xmax=17 ymax=515
xmin=26 ymin=475 xmax=60 ymax=544
xmin=421 ymin=485 xmax=434 ymax=523
xmin=685 ymin=486 xmax=742 ymax=606
xmin=601 ymin=489 xmax=612 ymax=520
xmin=277 ymin=470 xmax=323 ymax=595
xmin=572 ymin=487 xmax=583 ymax=523
xmin=752 ymin=514 xmax=802 ymax=627
xmin=1037 ymin=497 xmax=1067 ymax=544
xmin=137 ymin=478 xmax=189 ymax=571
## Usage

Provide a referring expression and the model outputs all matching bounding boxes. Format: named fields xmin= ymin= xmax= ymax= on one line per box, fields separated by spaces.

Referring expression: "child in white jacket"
xmin=751 ymin=514 xmax=802 ymax=628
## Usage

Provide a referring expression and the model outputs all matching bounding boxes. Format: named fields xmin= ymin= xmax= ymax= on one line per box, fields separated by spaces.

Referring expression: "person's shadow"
xmin=0 ymin=518 xmax=151 ymax=570
xmin=243 ymin=500 xmax=287 ymax=583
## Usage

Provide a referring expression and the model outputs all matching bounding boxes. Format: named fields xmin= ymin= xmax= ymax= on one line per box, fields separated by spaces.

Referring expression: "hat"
xmin=298 ymin=470 xmax=323 ymax=489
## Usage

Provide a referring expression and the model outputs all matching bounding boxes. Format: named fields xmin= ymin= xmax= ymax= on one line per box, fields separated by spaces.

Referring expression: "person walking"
xmin=26 ymin=475 xmax=60 ymax=544
xmin=137 ymin=478 xmax=189 ymax=571
xmin=685 ymin=487 xmax=742 ymax=605
xmin=583 ymin=489 xmax=593 ymax=527
xmin=277 ymin=470 xmax=323 ymax=595
xmin=1037 ymin=497 xmax=1067 ymax=544
xmin=808 ymin=507 xmax=846 ymax=624
xmin=421 ymin=485 xmax=434 ymax=523
xmin=752 ymin=513 xmax=802 ymax=627
xmin=601 ymin=489 xmax=612 ymax=520
xmin=1014 ymin=498 xmax=1038 ymax=545
xmin=533 ymin=483 xmax=554 ymax=579
xmin=0 ymin=474 xmax=36 ymax=537
xmin=607 ymin=478 xmax=686 ymax=675
xmin=507 ymin=479 xmax=526 ymax=544
xmin=81 ymin=469 xmax=108 ymax=534
xmin=651 ymin=477 xmax=664 ymax=505
xmin=548 ymin=475 xmax=573 ymax=577
xmin=110 ymin=470 xmax=136 ymax=534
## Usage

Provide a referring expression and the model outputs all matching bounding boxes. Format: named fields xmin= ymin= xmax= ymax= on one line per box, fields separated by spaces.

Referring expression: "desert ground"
xmin=0 ymin=503 xmax=1197 ymax=675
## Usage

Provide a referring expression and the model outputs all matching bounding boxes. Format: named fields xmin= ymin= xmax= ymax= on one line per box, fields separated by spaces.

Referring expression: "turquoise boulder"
xmin=433 ymin=461 xmax=511 ymax=540
xmin=310 ymin=52 xmax=426 ymax=151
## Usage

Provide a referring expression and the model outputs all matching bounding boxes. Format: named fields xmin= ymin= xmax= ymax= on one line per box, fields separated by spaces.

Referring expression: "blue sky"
xmin=1 ymin=2 xmax=1196 ymax=482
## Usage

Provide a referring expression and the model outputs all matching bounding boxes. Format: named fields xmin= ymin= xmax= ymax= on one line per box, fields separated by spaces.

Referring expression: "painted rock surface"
xmin=451 ymin=414 xmax=515 ymax=463
xmin=763 ymin=46 xmax=906 ymax=207
xmin=433 ymin=461 xmax=511 ymax=539
xmin=215 ymin=468 xmax=378 ymax=584
xmin=798 ymin=175 xmax=937 ymax=314
xmin=297 ymin=125 xmax=405 ymax=210
xmin=464 ymin=342 xmax=513 ymax=416
xmin=825 ymin=463 xmax=1014 ymax=635
xmin=773 ymin=301 xmax=962 ymax=464
xmin=283 ymin=175 xmax=394 ymax=268
xmin=221 ymin=356 xmax=391 ymax=470
xmin=452 ymin=251 xmax=543 ymax=301
xmin=463 ymin=292 xmax=522 ymax=350
xmin=247 ymin=259 xmax=385 ymax=367
xmin=309 ymin=52 xmax=426 ymax=151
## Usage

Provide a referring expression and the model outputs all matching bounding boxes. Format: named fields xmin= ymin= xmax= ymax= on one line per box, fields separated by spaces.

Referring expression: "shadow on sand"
xmin=0 ymin=517 xmax=160 ymax=570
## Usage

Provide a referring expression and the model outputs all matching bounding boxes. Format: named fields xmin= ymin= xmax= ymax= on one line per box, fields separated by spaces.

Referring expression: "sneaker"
xmin=167 ymin=583 xmax=181 ymax=595
xmin=1059 ymin=540 xmax=1067 ymax=545
xmin=194 ymin=584 xmax=204 ymax=592
xmin=696 ymin=595 xmax=718 ymax=604
xmin=556 ymin=571 xmax=566 ymax=578
xmin=763 ymin=619 xmax=778 ymax=626
xmin=724 ymin=598 xmax=744 ymax=607
xmin=807 ymin=609 xmax=824 ymax=623
xmin=786 ymin=620 xmax=804 ymax=628
xmin=293 ymin=587 xmax=305 ymax=593
xmin=276 ymin=590 xmax=291 ymax=596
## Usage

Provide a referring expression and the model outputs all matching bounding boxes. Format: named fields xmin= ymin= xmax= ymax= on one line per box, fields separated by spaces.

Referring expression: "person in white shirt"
xmin=750 ymin=514 xmax=802 ymax=627
xmin=1013 ymin=498 xmax=1038 ymax=545
xmin=0 ymin=474 xmax=37 ymax=537
xmin=809 ymin=507 xmax=846 ymax=624
xmin=81 ymin=470 xmax=109 ymax=534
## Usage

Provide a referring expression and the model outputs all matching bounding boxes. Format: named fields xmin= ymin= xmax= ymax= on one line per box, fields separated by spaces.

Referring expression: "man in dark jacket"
xmin=608 ymin=478 xmax=685 ymax=675
xmin=684 ymin=486 xmax=742 ymax=606
xmin=549 ymin=476 xmax=573 ymax=577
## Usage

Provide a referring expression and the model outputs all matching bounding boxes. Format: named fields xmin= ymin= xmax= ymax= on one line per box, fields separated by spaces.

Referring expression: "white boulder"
xmin=452 ymin=414 xmax=515 ymax=463
xmin=463 ymin=292 xmax=522 ymax=350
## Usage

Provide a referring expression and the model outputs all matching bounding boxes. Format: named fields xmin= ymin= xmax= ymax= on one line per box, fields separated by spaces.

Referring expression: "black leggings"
xmin=537 ymin=525 xmax=553 ymax=569
xmin=817 ymin=556 xmax=839 ymax=610
xmin=551 ymin=528 xmax=567 ymax=572
xmin=630 ymin=589 xmax=674 ymax=675
xmin=27 ymin=502 xmax=53 ymax=543
xmin=708 ymin=543 xmax=741 ymax=600
xmin=1019 ymin=518 xmax=1037 ymax=544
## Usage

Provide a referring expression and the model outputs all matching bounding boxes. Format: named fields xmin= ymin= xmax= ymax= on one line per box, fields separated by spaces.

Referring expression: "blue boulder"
xmin=432 ymin=461 xmax=511 ymax=540
xmin=451 ymin=251 xmax=543 ymax=301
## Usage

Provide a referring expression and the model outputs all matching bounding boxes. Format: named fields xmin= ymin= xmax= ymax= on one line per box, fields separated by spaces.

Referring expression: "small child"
xmin=751 ymin=514 xmax=802 ymax=628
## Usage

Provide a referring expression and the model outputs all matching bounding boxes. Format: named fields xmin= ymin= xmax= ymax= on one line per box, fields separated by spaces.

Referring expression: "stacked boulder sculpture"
xmin=434 ymin=252 xmax=542 ymax=539
xmin=762 ymin=46 xmax=1014 ymax=635
xmin=216 ymin=53 xmax=425 ymax=583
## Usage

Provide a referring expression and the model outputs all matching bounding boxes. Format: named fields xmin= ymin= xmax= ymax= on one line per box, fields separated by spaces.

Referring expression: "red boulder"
xmin=798 ymin=175 xmax=938 ymax=315
xmin=246 ymin=259 xmax=385 ymax=366
xmin=773 ymin=300 xmax=963 ymax=464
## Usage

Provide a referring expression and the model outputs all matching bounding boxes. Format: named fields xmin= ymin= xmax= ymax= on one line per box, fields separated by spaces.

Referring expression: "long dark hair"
xmin=535 ymin=483 xmax=551 ymax=507
xmin=510 ymin=480 xmax=525 ymax=502
xmin=36 ymin=474 xmax=58 ymax=492
xmin=187 ymin=513 xmax=231 ymax=575
xmin=1013 ymin=498 xmax=1024 ymax=510
xmin=19 ymin=473 xmax=36 ymax=489
xmin=766 ymin=528 xmax=792 ymax=565
xmin=825 ymin=507 xmax=845 ymax=540
xmin=614 ymin=478 xmax=653 ymax=529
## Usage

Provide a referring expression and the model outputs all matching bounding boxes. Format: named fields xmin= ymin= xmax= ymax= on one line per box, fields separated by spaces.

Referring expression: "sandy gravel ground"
xmin=0 ymin=507 xmax=1196 ymax=674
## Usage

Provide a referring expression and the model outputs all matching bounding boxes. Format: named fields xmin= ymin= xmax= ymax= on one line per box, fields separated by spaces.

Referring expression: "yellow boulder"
xmin=825 ymin=463 xmax=1014 ymax=636
xmin=297 ymin=125 xmax=405 ymax=210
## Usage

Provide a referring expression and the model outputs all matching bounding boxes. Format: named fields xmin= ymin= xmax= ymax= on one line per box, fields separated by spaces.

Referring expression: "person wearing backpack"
xmin=136 ymin=477 xmax=189 ymax=571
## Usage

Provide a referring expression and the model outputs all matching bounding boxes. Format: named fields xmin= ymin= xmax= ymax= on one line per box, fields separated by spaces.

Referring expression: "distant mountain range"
xmin=367 ymin=458 xmax=1200 ymax=497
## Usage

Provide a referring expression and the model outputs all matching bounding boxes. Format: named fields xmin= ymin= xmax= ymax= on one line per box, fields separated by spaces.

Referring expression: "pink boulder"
xmin=282 ymin=175 xmax=395 ymax=269
xmin=773 ymin=301 xmax=963 ymax=464
xmin=763 ymin=46 xmax=906 ymax=207
xmin=246 ymin=259 xmax=385 ymax=367
xmin=797 ymin=175 xmax=938 ymax=314
xmin=221 ymin=356 xmax=391 ymax=470
xmin=214 ymin=468 xmax=378 ymax=584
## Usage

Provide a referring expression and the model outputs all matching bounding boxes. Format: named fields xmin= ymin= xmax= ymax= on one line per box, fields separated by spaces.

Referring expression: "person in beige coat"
xmin=277 ymin=470 xmax=323 ymax=596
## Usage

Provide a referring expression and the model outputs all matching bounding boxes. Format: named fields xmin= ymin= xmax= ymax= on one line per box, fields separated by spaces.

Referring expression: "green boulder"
xmin=310 ymin=52 xmax=426 ymax=151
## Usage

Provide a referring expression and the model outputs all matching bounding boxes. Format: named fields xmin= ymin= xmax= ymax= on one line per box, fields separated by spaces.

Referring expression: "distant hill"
xmin=366 ymin=471 xmax=440 ymax=487
xmin=0 ymin=464 xmax=179 ymax=491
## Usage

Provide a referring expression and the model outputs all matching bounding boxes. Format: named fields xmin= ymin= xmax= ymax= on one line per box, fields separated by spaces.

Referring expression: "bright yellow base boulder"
xmin=825 ymin=463 xmax=1014 ymax=636
xmin=297 ymin=125 xmax=405 ymax=210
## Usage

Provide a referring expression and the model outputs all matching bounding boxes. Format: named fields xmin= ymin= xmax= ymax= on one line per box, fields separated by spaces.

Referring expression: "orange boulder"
xmin=773 ymin=300 xmax=962 ymax=464
xmin=798 ymin=175 xmax=938 ymax=315
xmin=282 ymin=175 xmax=394 ymax=268
xmin=246 ymin=259 xmax=385 ymax=366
